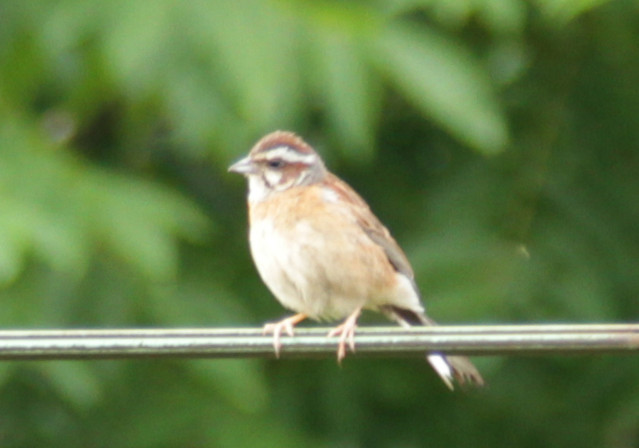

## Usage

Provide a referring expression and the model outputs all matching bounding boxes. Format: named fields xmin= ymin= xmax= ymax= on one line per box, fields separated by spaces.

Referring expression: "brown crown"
xmin=250 ymin=131 xmax=317 ymax=156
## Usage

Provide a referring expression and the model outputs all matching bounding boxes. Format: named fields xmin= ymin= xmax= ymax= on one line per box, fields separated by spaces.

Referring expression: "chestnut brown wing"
xmin=323 ymin=173 xmax=420 ymax=295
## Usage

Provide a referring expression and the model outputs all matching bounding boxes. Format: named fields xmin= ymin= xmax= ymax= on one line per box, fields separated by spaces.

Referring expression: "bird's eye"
xmin=267 ymin=159 xmax=284 ymax=169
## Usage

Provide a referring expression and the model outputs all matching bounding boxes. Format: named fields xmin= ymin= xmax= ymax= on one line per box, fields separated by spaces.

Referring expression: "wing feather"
xmin=322 ymin=173 xmax=419 ymax=295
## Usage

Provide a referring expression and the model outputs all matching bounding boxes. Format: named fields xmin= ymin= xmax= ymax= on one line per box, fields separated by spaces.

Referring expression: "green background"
xmin=1 ymin=0 xmax=638 ymax=446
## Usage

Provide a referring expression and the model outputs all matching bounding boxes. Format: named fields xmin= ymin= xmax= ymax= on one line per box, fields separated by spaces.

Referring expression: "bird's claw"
xmin=328 ymin=324 xmax=357 ymax=364
xmin=263 ymin=313 xmax=307 ymax=358
xmin=263 ymin=321 xmax=294 ymax=357
xmin=328 ymin=307 xmax=362 ymax=364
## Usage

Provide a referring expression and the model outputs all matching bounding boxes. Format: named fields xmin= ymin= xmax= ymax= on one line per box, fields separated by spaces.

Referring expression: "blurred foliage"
xmin=0 ymin=0 xmax=638 ymax=447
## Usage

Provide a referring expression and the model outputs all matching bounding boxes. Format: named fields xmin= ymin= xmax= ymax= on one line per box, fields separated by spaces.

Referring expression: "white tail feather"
xmin=382 ymin=306 xmax=483 ymax=389
xmin=427 ymin=354 xmax=454 ymax=390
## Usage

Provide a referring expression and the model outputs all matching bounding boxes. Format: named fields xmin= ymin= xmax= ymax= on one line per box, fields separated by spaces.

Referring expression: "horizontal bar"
xmin=0 ymin=324 xmax=636 ymax=360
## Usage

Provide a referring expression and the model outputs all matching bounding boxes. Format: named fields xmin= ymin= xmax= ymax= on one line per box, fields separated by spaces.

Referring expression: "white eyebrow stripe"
xmin=264 ymin=146 xmax=317 ymax=164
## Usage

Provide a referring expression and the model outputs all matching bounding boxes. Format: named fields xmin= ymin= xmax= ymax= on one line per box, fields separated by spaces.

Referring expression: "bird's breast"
xmin=247 ymin=186 xmax=406 ymax=320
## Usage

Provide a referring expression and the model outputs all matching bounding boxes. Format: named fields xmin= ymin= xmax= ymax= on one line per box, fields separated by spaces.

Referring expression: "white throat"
xmin=247 ymin=175 xmax=272 ymax=204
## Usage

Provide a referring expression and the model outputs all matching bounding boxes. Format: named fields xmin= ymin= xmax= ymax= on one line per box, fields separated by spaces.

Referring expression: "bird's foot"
xmin=263 ymin=313 xmax=307 ymax=357
xmin=327 ymin=307 xmax=362 ymax=364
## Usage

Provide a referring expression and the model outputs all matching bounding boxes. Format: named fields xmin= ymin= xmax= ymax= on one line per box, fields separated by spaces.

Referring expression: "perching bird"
xmin=229 ymin=131 xmax=483 ymax=389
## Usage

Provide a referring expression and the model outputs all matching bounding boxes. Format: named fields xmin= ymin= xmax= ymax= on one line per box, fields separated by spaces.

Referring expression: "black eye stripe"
xmin=267 ymin=159 xmax=284 ymax=168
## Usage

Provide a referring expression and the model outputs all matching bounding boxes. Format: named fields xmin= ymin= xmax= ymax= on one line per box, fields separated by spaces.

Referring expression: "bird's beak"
xmin=228 ymin=156 xmax=258 ymax=175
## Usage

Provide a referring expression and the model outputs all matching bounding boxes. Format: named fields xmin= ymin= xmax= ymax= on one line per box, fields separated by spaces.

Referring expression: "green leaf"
xmin=373 ymin=23 xmax=508 ymax=154
xmin=83 ymin=170 xmax=210 ymax=280
xmin=188 ymin=360 xmax=268 ymax=413
xmin=185 ymin=0 xmax=302 ymax=130
xmin=39 ymin=362 xmax=103 ymax=409
xmin=308 ymin=31 xmax=380 ymax=158
xmin=535 ymin=0 xmax=613 ymax=22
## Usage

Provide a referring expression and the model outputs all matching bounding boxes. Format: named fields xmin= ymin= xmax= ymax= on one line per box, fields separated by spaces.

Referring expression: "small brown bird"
xmin=229 ymin=131 xmax=483 ymax=389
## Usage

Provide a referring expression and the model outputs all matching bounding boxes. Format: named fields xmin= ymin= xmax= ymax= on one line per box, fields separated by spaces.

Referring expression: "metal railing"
xmin=0 ymin=324 xmax=637 ymax=360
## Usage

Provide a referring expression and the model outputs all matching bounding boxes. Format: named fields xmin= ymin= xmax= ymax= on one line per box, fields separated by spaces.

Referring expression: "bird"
xmin=228 ymin=131 xmax=483 ymax=389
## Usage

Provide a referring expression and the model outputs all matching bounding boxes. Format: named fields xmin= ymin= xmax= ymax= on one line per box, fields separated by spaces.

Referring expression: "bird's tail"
xmin=382 ymin=305 xmax=484 ymax=390
xmin=427 ymin=352 xmax=484 ymax=390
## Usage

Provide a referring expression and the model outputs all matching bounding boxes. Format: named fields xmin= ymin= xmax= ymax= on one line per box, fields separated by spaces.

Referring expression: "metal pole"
xmin=0 ymin=324 xmax=636 ymax=360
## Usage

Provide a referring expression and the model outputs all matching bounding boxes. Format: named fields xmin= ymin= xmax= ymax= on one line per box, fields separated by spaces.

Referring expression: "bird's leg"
xmin=263 ymin=313 xmax=308 ymax=358
xmin=327 ymin=307 xmax=362 ymax=364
